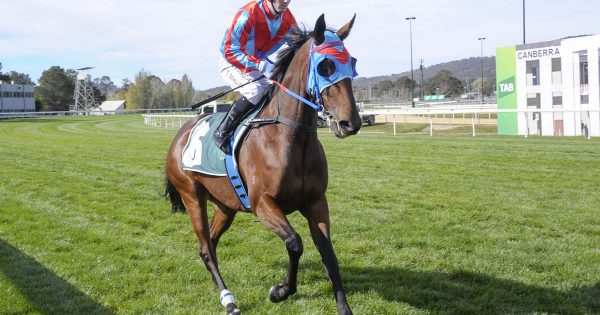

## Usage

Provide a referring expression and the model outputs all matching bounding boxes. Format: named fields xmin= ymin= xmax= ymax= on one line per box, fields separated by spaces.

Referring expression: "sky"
xmin=1 ymin=0 xmax=599 ymax=90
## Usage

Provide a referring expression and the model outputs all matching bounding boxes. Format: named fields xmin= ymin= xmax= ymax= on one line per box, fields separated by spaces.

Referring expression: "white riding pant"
xmin=219 ymin=57 xmax=272 ymax=105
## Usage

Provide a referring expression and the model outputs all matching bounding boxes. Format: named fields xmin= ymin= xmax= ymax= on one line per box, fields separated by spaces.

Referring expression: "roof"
xmin=98 ymin=100 xmax=125 ymax=111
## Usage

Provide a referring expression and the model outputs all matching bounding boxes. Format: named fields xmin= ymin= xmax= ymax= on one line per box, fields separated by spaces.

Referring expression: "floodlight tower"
xmin=72 ymin=67 xmax=96 ymax=113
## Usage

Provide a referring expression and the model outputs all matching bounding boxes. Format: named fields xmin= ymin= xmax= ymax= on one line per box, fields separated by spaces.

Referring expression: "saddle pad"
xmin=181 ymin=109 xmax=261 ymax=176
xmin=181 ymin=113 xmax=227 ymax=176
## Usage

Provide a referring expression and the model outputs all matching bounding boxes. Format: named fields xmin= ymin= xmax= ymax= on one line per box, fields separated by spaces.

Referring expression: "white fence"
xmin=0 ymin=108 xmax=193 ymax=119
xmin=142 ymin=106 xmax=600 ymax=139
xmin=143 ymin=114 xmax=194 ymax=129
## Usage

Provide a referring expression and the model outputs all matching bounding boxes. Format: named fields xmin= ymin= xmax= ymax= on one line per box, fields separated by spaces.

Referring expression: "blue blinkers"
xmin=306 ymin=31 xmax=358 ymax=106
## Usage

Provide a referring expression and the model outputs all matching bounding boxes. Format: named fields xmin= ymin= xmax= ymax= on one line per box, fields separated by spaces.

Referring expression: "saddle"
xmin=181 ymin=98 xmax=269 ymax=210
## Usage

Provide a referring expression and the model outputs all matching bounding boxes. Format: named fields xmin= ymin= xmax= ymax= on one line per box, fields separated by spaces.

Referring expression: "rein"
xmin=270 ymin=80 xmax=322 ymax=111
xmin=248 ymin=83 xmax=319 ymax=133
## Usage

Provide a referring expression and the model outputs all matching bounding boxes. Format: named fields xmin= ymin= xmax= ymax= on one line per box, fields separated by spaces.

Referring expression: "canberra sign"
xmin=517 ymin=46 xmax=560 ymax=60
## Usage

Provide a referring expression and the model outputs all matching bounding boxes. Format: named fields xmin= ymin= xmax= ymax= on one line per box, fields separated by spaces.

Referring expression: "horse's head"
xmin=307 ymin=14 xmax=362 ymax=138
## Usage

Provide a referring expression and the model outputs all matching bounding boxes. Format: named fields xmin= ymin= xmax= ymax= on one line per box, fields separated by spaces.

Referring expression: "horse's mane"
xmin=268 ymin=26 xmax=338 ymax=99
xmin=269 ymin=26 xmax=310 ymax=89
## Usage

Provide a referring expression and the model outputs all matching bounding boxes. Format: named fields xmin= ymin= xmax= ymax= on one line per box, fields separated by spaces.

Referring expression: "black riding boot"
xmin=213 ymin=97 xmax=253 ymax=154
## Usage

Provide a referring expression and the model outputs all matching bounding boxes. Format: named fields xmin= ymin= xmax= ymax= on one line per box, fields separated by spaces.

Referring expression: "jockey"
xmin=214 ymin=0 xmax=297 ymax=154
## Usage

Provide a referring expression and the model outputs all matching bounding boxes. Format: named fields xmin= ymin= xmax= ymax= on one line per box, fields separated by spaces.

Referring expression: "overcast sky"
xmin=1 ymin=0 xmax=599 ymax=89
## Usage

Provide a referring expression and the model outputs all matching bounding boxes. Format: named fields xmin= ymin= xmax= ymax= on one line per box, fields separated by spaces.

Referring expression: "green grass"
xmin=1 ymin=115 xmax=599 ymax=314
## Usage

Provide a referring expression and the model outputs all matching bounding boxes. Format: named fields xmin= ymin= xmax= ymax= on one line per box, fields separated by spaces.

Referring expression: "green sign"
xmin=424 ymin=95 xmax=445 ymax=101
xmin=496 ymin=45 xmax=518 ymax=135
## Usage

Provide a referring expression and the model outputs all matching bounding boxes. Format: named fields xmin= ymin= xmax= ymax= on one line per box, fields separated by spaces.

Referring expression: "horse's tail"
xmin=164 ymin=175 xmax=186 ymax=213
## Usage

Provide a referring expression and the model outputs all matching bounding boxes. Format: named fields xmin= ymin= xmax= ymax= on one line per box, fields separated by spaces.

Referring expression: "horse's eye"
xmin=317 ymin=59 xmax=335 ymax=77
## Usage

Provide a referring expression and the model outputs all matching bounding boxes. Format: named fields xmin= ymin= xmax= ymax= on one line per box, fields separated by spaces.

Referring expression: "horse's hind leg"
xmin=181 ymin=183 xmax=240 ymax=315
xmin=209 ymin=200 xmax=238 ymax=250
xmin=255 ymin=194 xmax=303 ymax=302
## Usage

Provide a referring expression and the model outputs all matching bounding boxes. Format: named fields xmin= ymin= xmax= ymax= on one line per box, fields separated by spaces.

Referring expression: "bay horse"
xmin=165 ymin=14 xmax=361 ymax=315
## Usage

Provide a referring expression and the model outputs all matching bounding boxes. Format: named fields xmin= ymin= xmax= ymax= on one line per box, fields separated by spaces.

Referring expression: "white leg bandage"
xmin=220 ymin=289 xmax=235 ymax=307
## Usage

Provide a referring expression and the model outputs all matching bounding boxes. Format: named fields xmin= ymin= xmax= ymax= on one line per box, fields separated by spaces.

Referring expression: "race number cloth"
xmin=181 ymin=113 xmax=228 ymax=176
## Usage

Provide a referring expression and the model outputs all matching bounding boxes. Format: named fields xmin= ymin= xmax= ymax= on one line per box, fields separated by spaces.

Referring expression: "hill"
xmin=201 ymin=56 xmax=497 ymax=94
xmin=353 ymin=56 xmax=496 ymax=87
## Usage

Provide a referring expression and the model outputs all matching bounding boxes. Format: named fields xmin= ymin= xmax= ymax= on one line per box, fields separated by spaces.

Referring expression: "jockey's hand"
xmin=259 ymin=59 xmax=275 ymax=77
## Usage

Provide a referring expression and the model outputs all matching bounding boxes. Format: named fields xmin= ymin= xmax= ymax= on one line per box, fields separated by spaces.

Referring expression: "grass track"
xmin=1 ymin=115 xmax=599 ymax=314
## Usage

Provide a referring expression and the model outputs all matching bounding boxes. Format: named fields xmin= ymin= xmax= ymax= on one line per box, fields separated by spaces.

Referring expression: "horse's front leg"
xmin=301 ymin=196 xmax=352 ymax=315
xmin=255 ymin=193 xmax=303 ymax=302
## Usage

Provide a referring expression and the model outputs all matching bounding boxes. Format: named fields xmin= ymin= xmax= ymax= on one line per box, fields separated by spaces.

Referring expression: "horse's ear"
xmin=314 ymin=14 xmax=326 ymax=45
xmin=337 ymin=14 xmax=356 ymax=41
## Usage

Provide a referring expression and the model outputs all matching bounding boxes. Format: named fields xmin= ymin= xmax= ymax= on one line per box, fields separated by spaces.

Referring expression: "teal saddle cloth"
xmin=181 ymin=111 xmax=259 ymax=176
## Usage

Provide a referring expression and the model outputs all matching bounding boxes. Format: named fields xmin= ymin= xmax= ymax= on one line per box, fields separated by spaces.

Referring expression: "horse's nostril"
xmin=338 ymin=121 xmax=358 ymax=133
xmin=339 ymin=120 xmax=351 ymax=131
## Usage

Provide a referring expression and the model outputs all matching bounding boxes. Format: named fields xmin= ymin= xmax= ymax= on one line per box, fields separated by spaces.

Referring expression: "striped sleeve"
xmin=221 ymin=9 xmax=261 ymax=72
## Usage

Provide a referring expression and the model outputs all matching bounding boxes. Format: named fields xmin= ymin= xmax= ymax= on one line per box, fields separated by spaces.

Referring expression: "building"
xmin=0 ymin=82 xmax=35 ymax=112
xmin=496 ymin=34 xmax=600 ymax=136
xmin=91 ymin=100 xmax=126 ymax=115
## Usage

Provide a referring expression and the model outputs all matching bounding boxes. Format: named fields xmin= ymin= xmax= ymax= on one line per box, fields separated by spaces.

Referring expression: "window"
xmin=526 ymin=60 xmax=540 ymax=86
xmin=580 ymin=61 xmax=589 ymax=84
xmin=552 ymin=58 xmax=561 ymax=84
xmin=527 ymin=93 xmax=541 ymax=108
xmin=552 ymin=91 xmax=562 ymax=106
xmin=581 ymin=95 xmax=589 ymax=104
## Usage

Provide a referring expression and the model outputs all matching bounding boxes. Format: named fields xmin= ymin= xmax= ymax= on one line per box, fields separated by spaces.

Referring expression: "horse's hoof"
xmin=268 ymin=284 xmax=290 ymax=303
xmin=225 ymin=302 xmax=241 ymax=315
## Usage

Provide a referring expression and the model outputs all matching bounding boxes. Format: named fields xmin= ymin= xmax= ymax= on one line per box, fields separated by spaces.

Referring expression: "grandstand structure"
xmin=0 ymin=81 xmax=35 ymax=112
xmin=496 ymin=34 xmax=600 ymax=136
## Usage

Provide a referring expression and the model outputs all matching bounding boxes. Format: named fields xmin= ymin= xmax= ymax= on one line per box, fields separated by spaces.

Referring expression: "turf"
xmin=0 ymin=115 xmax=598 ymax=314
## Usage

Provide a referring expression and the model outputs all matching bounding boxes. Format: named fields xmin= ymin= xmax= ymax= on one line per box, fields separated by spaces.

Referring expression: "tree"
xmin=126 ymin=69 xmax=153 ymax=109
xmin=424 ymin=70 xmax=463 ymax=97
xmin=35 ymin=66 xmax=75 ymax=111
xmin=0 ymin=63 xmax=7 ymax=82
xmin=393 ymin=76 xmax=415 ymax=100
xmin=92 ymin=76 xmax=117 ymax=98
xmin=471 ymin=77 xmax=496 ymax=97
xmin=394 ymin=76 xmax=414 ymax=90
xmin=148 ymin=75 xmax=167 ymax=109
xmin=92 ymin=85 xmax=106 ymax=104
xmin=168 ymin=75 xmax=195 ymax=108
xmin=378 ymin=80 xmax=394 ymax=92
xmin=0 ymin=63 xmax=34 ymax=84
xmin=178 ymin=74 xmax=195 ymax=107
xmin=7 ymin=71 xmax=34 ymax=84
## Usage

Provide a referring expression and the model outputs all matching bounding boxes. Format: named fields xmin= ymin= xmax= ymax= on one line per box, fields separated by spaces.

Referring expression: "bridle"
xmin=249 ymin=32 xmax=357 ymax=132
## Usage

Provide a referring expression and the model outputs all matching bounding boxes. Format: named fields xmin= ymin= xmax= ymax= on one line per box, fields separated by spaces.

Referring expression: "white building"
xmin=91 ymin=100 xmax=126 ymax=115
xmin=496 ymin=34 xmax=600 ymax=136
xmin=0 ymin=82 xmax=35 ymax=112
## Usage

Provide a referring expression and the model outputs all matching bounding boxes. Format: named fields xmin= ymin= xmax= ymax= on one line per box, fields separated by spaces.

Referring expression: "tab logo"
xmin=499 ymin=83 xmax=514 ymax=92
xmin=498 ymin=76 xmax=516 ymax=98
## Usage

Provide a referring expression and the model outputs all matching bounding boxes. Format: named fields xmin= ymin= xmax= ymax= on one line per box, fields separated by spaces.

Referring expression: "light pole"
xmin=419 ymin=58 xmax=424 ymax=100
xmin=522 ymin=0 xmax=526 ymax=44
xmin=478 ymin=37 xmax=486 ymax=104
xmin=405 ymin=16 xmax=416 ymax=107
